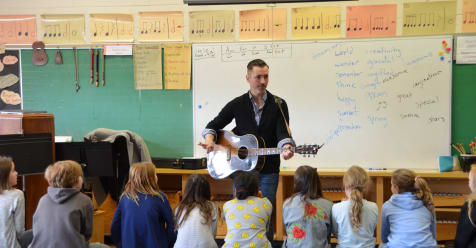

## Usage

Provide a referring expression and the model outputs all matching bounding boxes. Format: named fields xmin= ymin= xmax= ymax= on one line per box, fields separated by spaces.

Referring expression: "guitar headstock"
xmin=295 ymin=144 xmax=324 ymax=156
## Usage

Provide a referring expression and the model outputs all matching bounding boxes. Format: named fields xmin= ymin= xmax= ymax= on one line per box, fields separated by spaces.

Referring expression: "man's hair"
xmin=247 ymin=59 xmax=268 ymax=74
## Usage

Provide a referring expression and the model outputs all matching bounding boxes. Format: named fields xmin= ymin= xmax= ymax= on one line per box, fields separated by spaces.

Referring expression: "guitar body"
xmin=207 ymin=130 xmax=265 ymax=179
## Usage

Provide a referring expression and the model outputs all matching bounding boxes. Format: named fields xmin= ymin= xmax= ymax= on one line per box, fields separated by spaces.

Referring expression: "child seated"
xmin=223 ymin=171 xmax=272 ymax=248
xmin=174 ymin=174 xmax=219 ymax=248
xmin=455 ymin=165 xmax=476 ymax=248
xmin=29 ymin=160 xmax=94 ymax=248
xmin=283 ymin=165 xmax=333 ymax=248
xmin=111 ymin=162 xmax=176 ymax=247
xmin=380 ymin=168 xmax=437 ymax=248
xmin=0 ymin=156 xmax=25 ymax=248
xmin=332 ymin=165 xmax=378 ymax=248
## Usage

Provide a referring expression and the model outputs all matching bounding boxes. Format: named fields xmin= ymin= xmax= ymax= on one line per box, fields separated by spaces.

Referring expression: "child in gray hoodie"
xmin=28 ymin=160 xmax=95 ymax=248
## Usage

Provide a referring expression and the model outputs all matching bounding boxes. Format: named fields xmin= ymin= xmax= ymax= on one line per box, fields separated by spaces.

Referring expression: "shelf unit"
xmin=155 ymin=168 xmax=470 ymax=244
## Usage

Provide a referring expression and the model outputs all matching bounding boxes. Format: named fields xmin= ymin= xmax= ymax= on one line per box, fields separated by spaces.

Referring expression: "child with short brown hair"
xmin=29 ymin=160 xmax=94 ymax=248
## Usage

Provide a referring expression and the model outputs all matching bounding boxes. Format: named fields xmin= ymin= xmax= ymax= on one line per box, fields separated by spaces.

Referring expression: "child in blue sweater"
xmin=380 ymin=168 xmax=437 ymax=248
xmin=111 ymin=162 xmax=176 ymax=248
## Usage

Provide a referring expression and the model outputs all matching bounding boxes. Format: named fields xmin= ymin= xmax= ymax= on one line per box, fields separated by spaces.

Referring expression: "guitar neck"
xmin=250 ymin=147 xmax=294 ymax=156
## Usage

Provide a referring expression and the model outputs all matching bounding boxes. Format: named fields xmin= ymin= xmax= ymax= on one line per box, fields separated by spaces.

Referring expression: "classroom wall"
xmin=2 ymin=0 xmax=475 ymax=158
xmin=0 ymin=0 xmax=467 ymax=43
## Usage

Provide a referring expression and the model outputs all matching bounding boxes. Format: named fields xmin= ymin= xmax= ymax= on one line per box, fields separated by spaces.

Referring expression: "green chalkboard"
xmin=452 ymin=62 xmax=476 ymax=153
xmin=19 ymin=49 xmax=475 ymax=160
xmin=21 ymin=49 xmax=192 ymax=158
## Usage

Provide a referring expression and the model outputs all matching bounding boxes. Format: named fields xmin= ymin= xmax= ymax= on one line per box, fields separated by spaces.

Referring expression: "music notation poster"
xmin=164 ymin=43 xmax=191 ymax=90
xmin=291 ymin=6 xmax=341 ymax=39
xmin=90 ymin=14 xmax=134 ymax=42
xmin=133 ymin=44 xmax=163 ymax=90
xmin=239 ymin=8 xmax=286 ymax=41
xmin=346 ymin=5 xmax=397 ymax=38
xmin=402 ymin=1 xmax=456 ymax=36
xmin=463 ymin=0 xmax=476 ymax=33
xmin=189 ymin=11 xmax=234 ymax=42
xmin=138 ymin=11 xmax=184 ymax=42
xmin=0 ymin=15 xmax=36 ymax=44
xmin=40 ymin=15 xmax=85 ymax=44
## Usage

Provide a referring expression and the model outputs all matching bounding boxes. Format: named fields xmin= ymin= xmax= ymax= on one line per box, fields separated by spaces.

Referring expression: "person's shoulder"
xmin=8 ymin=188 xmax=24 ymax=198
xmin=316 ymin=197 xmax=334 ymax=208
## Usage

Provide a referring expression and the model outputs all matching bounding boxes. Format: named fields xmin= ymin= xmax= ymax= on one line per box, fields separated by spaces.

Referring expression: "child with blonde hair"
xmin=111 ymin=162 xmax=176 ymax=247
xmin=331 ymin=165 xmax=378 ymax=248
xmin=223 ymin=171 xmax=272 ymax=248
xmin=455 ymin=165 xmax=476 ymax=248
xmin=0 ymin=156 xmax=25 ymax=248
xmin=283 ymin=165 xmax=333 ymax=248
xmin=380 ymin=169 xmax=437 ymax=248
xmin=29 ymin=160 xmax=95 ymax=248
xmin=174 ymin=174 xmax=219 ymax=248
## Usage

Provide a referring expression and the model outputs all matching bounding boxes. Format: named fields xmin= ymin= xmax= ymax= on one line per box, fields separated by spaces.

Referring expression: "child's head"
xmin=0 ymin=156 xmax=17 ymax=192
xmin=122 ymin=162 xmax=162 ymax=204
xmin=182 ymin=174 xmax=211 ymax=203
xmin=44 ymin=160 xmax=83 ymax=189
xmin=391 ymin=168 xmax=434 ymax=214
xmin=175 ymin=174 xmax=215 ymax=229
xmin=293 ymin=165 xmax=323 ymax=201
xmin=343 ymin=165 xmax=370 ymax=230
xmin=233 ymin=171 xmax=259 ymax=200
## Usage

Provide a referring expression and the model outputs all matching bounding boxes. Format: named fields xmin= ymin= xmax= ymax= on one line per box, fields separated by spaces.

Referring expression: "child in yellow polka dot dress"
xmin=223 ymin=171 xmax=272 ymax=248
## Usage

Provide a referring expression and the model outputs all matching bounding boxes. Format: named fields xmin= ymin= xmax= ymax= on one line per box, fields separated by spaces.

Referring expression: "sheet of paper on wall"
xmin=456 ymin=36 xmax=476 ymax=64
xmin=0 ymin=15 xmax=37 ymax=44
xmin=346 ymin=4 xmax=397 ymax=38
xmin=291 ymin=6 xmax=341 ymax=39
xmin=133 ymin=44 xmax=163 ymax=90
xmin=462 ymin=0 xmax=476 ymax=33
xmin=189 ymin=11 xmax=234 ymax=42
xmin=138 ymin=11 xmax=184 ymax=42
xmin=239 ymin=8 xmax=286 ymax=41
xmin=40 ymin=14 xmax=85 ymax=44
xmin=90 ymin=14 xmax=134 ymax=43
xmin=402 ymin=1 xmax=456 ymax=36
xmin=164 ymin=43 xmax=191 ymax=90
xmin=104 ymin=45 xmax=132 ymax=56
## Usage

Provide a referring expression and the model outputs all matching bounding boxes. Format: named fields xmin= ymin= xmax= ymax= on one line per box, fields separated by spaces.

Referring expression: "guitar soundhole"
xmin=237 ymin=147 xmax=248 ymax=159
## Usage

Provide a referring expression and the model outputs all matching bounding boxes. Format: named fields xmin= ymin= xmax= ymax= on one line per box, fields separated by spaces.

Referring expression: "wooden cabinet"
xmin=156 ymin=168 xmax=469 ymax=244
xmin=0 ymin=113 xmax=54 ymax=229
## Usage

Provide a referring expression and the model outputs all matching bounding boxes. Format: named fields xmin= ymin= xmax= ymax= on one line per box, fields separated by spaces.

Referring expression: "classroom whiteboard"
xmin=193 ymin=35 xmax=452 ymax=170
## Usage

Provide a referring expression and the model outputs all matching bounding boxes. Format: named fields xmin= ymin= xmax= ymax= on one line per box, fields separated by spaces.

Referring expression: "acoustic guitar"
xmin=207 ymin=130 xmax=323 ymax=179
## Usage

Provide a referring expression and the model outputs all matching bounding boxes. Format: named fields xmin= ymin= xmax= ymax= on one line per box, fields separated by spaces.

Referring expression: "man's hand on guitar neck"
xmin=198 ymin=133 xmax=215 ymax=153
xmin=282 ymin=144 xmax=294 ymax=160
